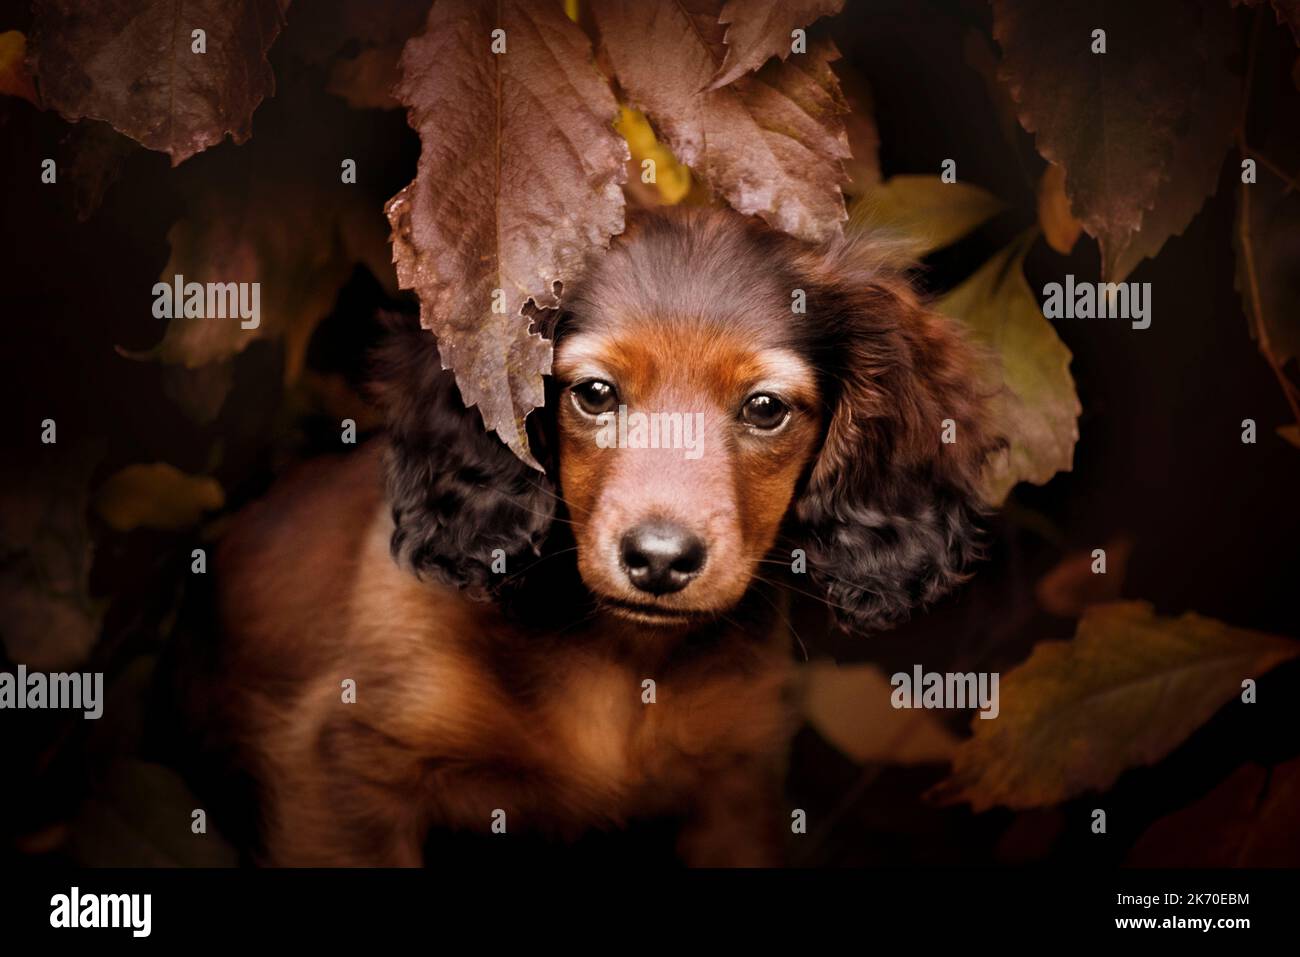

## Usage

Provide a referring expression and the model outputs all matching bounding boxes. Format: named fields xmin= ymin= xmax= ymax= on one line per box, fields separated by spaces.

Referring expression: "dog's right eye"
xmin=571 ymin=379 xmax=619 ymax=416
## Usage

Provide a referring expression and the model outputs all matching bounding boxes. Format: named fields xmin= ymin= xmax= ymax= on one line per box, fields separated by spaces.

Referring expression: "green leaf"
xmin=929 ymin=601 xmax=1300 ymax=812
xmin=848 ymin=175 xmax=1004 ymax=258
xmin=937 ymin=230 xmax=1080 ymax=503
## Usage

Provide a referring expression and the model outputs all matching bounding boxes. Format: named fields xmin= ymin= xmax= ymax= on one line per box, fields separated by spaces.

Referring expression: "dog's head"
xmin=377 ymin=208 xmax=1000 ymax=632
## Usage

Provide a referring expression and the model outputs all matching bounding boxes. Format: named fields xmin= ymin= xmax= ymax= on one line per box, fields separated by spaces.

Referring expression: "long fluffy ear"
xmin=369 ymin=311 xmax=557 ymax=599
xmin=792 ymin=241 xmax=1003 ymax=633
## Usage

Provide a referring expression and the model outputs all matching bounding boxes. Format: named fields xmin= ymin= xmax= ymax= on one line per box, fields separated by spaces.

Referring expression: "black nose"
xmin=620 ymin=521 xmax=707 ymax=595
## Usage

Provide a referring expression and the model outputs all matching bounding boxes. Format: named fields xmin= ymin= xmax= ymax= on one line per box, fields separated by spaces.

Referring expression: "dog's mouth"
xmin=601 ymin=596 xmax=711 ymax=627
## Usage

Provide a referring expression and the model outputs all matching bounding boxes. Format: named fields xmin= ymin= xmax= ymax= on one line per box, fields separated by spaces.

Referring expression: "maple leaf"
xmin=28 ymin=0 xmax=290 ymax=165
xmin=992 ymin=0 xmax=1237 ymax=281
xmin=709 ymin=0 xmax=844 ymax=89
xmin=592 ymin=0 xmax=849 ymax=243
xmin=387 ymin=0 xmax=628 ymax=468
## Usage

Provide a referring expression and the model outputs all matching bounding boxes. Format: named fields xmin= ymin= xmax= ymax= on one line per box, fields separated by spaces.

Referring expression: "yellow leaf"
xmin=1036 ymin=163 xmax=1082 ymax=255
xmin=615 ymin=107 xmax=692 ymax=205
xmin=0 ymin=31 xmax=38 ymax=105
xmin=937 ymin=230 xmax=1080 ymax=503
xmin=96 ymin=464 xmax=224 ymax=532
xmin=848 ymin=175 xmax=1004 ymax=258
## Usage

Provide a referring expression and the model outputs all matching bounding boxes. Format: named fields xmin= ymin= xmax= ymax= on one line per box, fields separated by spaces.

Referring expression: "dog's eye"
xmin=571 ymin=379 xmax=619 ymax=416
xmin=741 ymin=393 xmax=789 ymax=430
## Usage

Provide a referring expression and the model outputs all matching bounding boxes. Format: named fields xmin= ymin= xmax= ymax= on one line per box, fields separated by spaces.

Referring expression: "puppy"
xmin=210 ymin=207 xmax=999 ymax=866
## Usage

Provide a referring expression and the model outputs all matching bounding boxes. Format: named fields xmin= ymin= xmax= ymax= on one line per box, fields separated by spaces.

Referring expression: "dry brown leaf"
xmin=29 ymin=0 xmax=290 ymax=165
xmin=930 ymin=602 xmax=1300 ymax=812
xmin=710 ymin=0 xmax=844 ymax=89
xmin=992 ymin=0 xmax=1235 ymax=281
xmin=1036 ymin=163 xmax=1082 ymax=255
xmin=128 ymin=174 xmax=393 ymax=390
xmin=95 ymin=463 xmax=225 ymax=532
xmin=387 ymin=0 xmax=628 ymax=467
xmin=1035 ymin=536 xmax=1133 ymax=617
xmin=593 ymin=0 xmax=849 ymax=243
xmin=1128 ymin=757 xmax=1300 ymax=866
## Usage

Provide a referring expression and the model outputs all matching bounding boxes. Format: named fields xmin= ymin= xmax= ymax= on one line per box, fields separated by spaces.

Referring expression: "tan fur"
xmin=216 ymin=444 xmax=794 ymax=866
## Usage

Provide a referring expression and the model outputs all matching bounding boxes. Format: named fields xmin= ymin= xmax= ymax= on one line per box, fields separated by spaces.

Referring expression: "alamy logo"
xmin=1042 ymin=274 xmax=1151 ymax=330
xmin=891 ymin=666 xmax=1000 ymax=719
xmin=596 ymin=404 xmax=705 ymax=460
xmin=152 ymin=273 xmax=261 ymax=329
xmin=0 ymin=665 xmax=103 ymax=719
xmin=50 ymin=887 xmax=151 ymax=937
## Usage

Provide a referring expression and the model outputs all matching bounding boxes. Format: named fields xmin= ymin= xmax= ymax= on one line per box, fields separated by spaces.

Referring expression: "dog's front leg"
xmin=259 ymin=716 xmax=432 ymax=867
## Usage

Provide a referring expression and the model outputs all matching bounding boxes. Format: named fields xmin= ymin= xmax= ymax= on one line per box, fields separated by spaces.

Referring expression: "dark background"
xmin=1 ymin=0 xmax=1297 ymax=867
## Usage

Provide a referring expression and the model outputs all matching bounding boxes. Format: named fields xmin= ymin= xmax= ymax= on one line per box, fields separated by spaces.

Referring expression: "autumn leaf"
xmin=801 ymin=662 xmax=958 ymax=765
xmin=849 ymin=175 xmax=1004 ymax=259
xmin=709 ymin=0 xmax=844 ymax=89
xmin=592 ymin=0 xmax=849 ymax=243
xmin=992 ymin=0 xmax=1237 ymax=281
xmin=1128 ymin=757 xmax=1300 ymax=866
xmin=937 ymin=230 xmax=1080 ymax=504
xmin=0 ymin=30 xmax=37 ymax=105
xmin=836 ymin=60 xmax=881 ymax=196
xmin=1036 ymin=163 xmax=1082 ymax=256
xmin=616 ymin=107 xmax=693 ymax=205
xmin=0 ymin=445 xmax=103 ymax=671
xmin=1234 ymin=164 xmax=1300 ymax=433
xmin=94 ymin=464 xmax=225 ymax=532
xmin=1035 ymin=536 xmax=1132 ymax=618
xmin=930 ymin=601 xmax=1300 ymax=812
xmin=126 ymin=183 xmax=391 ymax=386
xmin=1102 ymin=5 xmax=1238 ymax=283
xmin=388 ymin=0 xmax=628 ymax=468
xmin=28 ymin=0 xmax=290 ymax=165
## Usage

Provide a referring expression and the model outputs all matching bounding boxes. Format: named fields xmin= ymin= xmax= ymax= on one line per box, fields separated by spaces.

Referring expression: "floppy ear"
xmin=369 ymin=311 xmax=557 ymax=599
xmin=792 ymin=245 xmax=1003 ymax=633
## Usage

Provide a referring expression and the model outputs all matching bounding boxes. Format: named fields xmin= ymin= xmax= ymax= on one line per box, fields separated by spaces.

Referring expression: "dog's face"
xmin=553 ymin=308 xmax=823 ymax=625
xmin=380 ymin=208 xmax=1002 ymax=633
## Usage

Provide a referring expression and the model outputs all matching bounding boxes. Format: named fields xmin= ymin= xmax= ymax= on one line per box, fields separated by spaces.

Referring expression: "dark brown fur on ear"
xmin=791 ymin=238 xmax=1003 ymax=632
xmin=368 ymin=310 xmax=557 ymax=599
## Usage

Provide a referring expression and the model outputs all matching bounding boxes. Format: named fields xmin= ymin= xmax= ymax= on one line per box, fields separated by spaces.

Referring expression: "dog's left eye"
xmin=571 ymin=379 xmax=619 ymax=416
xmin=741 ymin=393 xmax=789 ymax=430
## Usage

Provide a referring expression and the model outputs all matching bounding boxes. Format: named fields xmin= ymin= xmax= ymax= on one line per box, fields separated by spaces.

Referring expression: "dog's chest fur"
xmin=339 ymin=510 xmax=795 ymax=834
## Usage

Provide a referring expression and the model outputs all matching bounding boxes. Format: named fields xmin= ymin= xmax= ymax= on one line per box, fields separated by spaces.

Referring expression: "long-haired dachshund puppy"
xmin=210 ymin=207 xmax=1000 ymax=866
